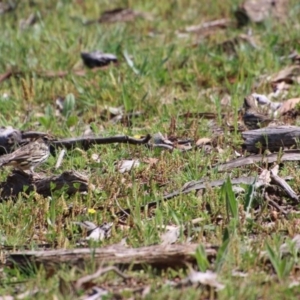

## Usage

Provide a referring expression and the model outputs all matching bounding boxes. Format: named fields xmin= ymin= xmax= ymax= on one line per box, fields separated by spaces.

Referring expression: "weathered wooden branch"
xmin=0 ymin=170 xmax=88 ymax=199
xmin=116 ymin=173 xmax=294 ymax=219
xmin=216 ymin=149 xmax=300 ymax=172
xmin=242 ymin=126 xmax=300 ymax=153
xmin=6 ymin=243 xmax=217 ymax=270
xmin=270 ymin=170 xmax=299 ymax=202
xmin=116 ymin=176 xmax=258 ymax=218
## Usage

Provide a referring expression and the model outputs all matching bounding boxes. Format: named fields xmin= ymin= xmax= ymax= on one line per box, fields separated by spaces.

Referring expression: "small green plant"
xmin=62 ymin=93 xmax=76 ymax=117
xmin=265 ymin=242 xmax=294 ymax=281
xmin=195 ymin=244 xmax=210 ymax=272
xmin=244 ymin=178 xmax=256 ymax=218
xmin=215 ymin=228 xmax=230 ymax=272
xmin=222 ymin=177 xmax=238 ymax=227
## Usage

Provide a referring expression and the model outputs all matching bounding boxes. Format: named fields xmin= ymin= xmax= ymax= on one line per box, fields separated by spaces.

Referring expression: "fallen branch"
xmin=6 ymin=243 xmax=217 ymax=270
xmin=216 ymin=150 xmax=300 ymax=172
xmin=0 ymin=170 xmax=88 ymax=199
xmin=75 ymin=266 xmax=129 ymax=290
xmin=0 ymin=131 xmax=152 ymax=155
xmin=116 ymin=173 xmax=294 ymax=219
xmin=264 ymin=192 xmax=288 ymax=215
xmin=116 ymin=176 xmax=257 ymax=218
xmin=270 ymin=169 xmax=299 ymax=202
xmin=51 ymin=134 xmax=151 ymax=150
xmin=242 ymin=126 xmax=300 ymax=153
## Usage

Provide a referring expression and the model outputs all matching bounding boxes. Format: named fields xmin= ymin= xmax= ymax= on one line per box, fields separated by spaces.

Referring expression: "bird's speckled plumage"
xmin=0 ymin=136 xmax=50 ymax=172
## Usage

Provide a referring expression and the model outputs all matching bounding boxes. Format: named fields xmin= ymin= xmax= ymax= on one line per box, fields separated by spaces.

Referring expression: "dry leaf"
xmin=187 ymin=270 xmax=225 ymax=290
xmin=160 ymin=225 xmax=180 ymax=246
xmin=73 ymin=221 xmax=113 ymax=241
xmin=220 ymin=93 xmax=231 ymax=106
xmin=91 ymin=153 xmax=101 ymax=163
xmin=196 ymin=138 xmax=211 ymax=146
xmin=258 ymin=169 xmax=271 ymax=185
xmin=143 ymin=157 xmax=159 ymax=166
xmin=271 ymin=65 xmax=300 ymax=84
xmin=277 ymin=98 xmax=300 ymax=116
xmin=117 ymin=159 xmax=140 ymax=173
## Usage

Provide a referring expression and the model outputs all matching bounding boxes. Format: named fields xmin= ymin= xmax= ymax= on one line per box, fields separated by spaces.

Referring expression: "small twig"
xmin=115 ymin=196 xmax=130 ymax=218
xmin=264 ymin=192 xmax=288 ymax=215
xmin=116 ymin=176 xmax=262 ymax=218
xmin=0 ymin=69 xmax=15 ymax=83
xmin=55 ymin=149 xmax=66 ymax=169
xmin=180 ymin=112 xmax=224 ymax=119
xmin=216 ymin=150 xmax=300 ymax=172
xmin=270 ymin=169 xmax=299 ymax=202
xmin=185 ymin=18 xmax=231 ymax=32
xmin=75 ymin=266 xmax=129 ymax=290
xmin=190 ymin=217 xmax=205 ymax=225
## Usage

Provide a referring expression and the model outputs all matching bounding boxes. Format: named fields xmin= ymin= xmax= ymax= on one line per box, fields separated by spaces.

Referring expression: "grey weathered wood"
xmin=217 ymin=150 xmax=300 ymax=172
xmin=242 ymin=126 xmax=300 ymax=153
xmin=6 ymin=243 xmax=217 ymax=270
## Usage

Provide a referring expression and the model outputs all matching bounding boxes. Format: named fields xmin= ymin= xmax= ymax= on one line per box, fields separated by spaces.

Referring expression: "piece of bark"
xmin=6 ymin=243 xmax=217 ymax=270
xmin=0 ymin=170 xmax=88 ymax=199
xmin=242 ymin=125 xmax=300 ymax=153
xmin=216 ymin=149 xmax=300 ymax=172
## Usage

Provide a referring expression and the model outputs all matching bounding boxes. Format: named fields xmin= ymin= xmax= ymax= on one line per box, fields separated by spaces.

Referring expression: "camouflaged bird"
xmin=242 ymin=95 xmax=273 ymax=130
xmin=0 ymin=136 xmax=50 ymax=172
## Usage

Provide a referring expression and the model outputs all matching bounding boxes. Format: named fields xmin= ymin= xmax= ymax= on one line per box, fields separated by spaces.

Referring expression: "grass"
xmin=1 ymin=0 xmax=300 ymax=298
